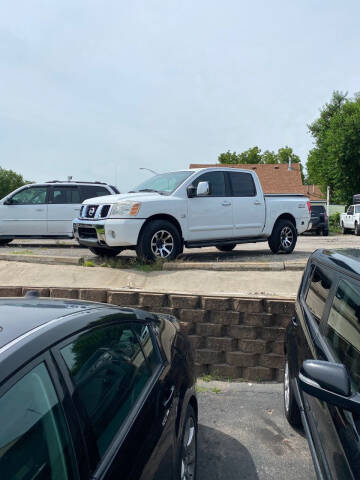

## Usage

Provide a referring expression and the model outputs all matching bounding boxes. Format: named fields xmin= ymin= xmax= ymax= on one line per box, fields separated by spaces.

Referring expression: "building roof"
xmin=189 ymin=163 xmax=325 ymax=201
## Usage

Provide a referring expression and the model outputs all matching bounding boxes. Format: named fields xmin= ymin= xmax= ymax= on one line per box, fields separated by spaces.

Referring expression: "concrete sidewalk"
xmin=0 ymin=261 xmax=302 ymax=297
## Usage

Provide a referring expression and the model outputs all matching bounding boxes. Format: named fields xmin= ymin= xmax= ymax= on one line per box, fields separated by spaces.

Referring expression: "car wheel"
xmin=341 ymin=222 xmax=347 ymax=234
xmin=322 ymin=229 xmax=329 ymax=236
xmin=268 ymin=219 xmax=297 ymax=254
xmin=315 ymin=229 xmax=320 ymax=236
xmin=284 ymin=357 xmax=302 ymax=428
xmin=355 ymin=222 xmax=360 ymax=236
xmin=136 ymin=220 xmax=182 ymax=262
xmin=216 ymin=243 xmax=236 ymax=252
xmin=178 ymin=405 xmax=197 ymax=480
xmin=0 ymin=239 xmax=12 ymax=246
xmin=89 ymin=247 xmax=124 ymax=257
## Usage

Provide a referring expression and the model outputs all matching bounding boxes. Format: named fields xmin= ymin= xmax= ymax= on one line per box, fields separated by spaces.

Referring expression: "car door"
xmin=227 ymin=171 xmax=265 ymax=237
xmin=47 ymin=186 xmax=82 ymax=236
xmin=0 ymin=185 xmax=48 ymax=235
xmin=53 ymin=321 xmax=176 ymax=480
xmin=186 ymin=170 xmax=234 ymax=241
xmin=317 ymin=276 xmax=360 ymax=479
xmin=0 ymin=354 xmax=80 ymax=480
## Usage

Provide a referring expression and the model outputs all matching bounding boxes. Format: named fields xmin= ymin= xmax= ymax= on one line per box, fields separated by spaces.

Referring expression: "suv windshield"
xmin=130 ymin=171 xmax=192 ymax=195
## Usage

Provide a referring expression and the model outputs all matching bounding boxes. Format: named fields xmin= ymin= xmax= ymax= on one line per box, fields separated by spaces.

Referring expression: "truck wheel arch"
xmin=273 ymin=213 xmax=296 ymax=232
xmin=138 ymin=214 xmax=183 ymax=243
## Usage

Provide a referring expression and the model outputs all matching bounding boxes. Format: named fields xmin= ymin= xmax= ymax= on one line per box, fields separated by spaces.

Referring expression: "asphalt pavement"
xmin=197 ymin=381 xmax=315 ymax=480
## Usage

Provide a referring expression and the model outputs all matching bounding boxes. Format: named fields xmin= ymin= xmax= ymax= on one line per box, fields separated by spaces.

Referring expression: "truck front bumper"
xmin=73 ymin=218 xmax=145 ymax=248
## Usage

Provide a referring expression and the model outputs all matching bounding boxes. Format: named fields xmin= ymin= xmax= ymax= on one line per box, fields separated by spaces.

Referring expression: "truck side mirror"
xmin=196 ymin=181 xmax=210 ymax=197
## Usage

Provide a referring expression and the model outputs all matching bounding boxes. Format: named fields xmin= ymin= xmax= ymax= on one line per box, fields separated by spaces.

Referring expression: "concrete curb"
xmin=0 ymin=253 xmax=307 ymax=271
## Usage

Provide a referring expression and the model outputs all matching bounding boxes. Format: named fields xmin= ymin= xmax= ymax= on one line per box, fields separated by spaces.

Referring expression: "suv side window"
xmin=229 ymin=172 xmax=256 ymax=197
xmin=51 ymin=186 xmax=81 ymax=204
xmin=0 ymin=362 xmax=76 ymax=479
xmin=80 ymin=186 xmax=110 ymax=202
xmin=325 ymin=279 xmax=360 ymax=391
xmin=305 ymin=266 xmax=332 ymax=323
xmin=60 ymin=324 xmax=157 ymax=460
xmin=192 ymin=171 xmax=226 ymax=197
xmin=10 ymin=186 xmax=48 ymax=205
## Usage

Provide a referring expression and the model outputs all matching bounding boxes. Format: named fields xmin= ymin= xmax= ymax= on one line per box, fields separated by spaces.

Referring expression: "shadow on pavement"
xmin=198 ymin=425 xmax=259 ymax=480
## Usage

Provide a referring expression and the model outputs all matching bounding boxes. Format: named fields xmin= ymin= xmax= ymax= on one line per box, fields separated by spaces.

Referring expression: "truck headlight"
xmin=110 ymin=201 xmax=141 ymax=217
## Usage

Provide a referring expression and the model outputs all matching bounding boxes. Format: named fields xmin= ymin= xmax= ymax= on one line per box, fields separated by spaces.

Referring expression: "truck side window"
xmin=325 ymin=279 xmax=360 ymax=392
xmin=305 ymin=266 xmax=332 ymax=323
xmin=347 ymin=206 xmax=354 ymax=215
xmin=192 ymin=172 xmax=226 ymax=197
xmin=229 ymin=172 xmax=256 ymax=197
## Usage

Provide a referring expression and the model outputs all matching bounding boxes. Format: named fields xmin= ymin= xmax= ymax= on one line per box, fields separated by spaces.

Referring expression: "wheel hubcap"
xmin=280 ymin=226 xmax=293 ymax=249
xmin=181 ymin=417 xmax=196 ymax=480
xmin=284 ymin=360 xmax=290 ymax=412
xmin=150 ymin=230 xmax=174 ymax=258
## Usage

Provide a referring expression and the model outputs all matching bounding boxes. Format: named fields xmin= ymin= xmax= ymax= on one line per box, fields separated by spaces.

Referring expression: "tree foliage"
xmin=306 ymin=91 xmax=360 ymax=204
xmin=0 ymin=167 xmax=29 ymax=199
xmin=218 ymin=146 xmax=300 ymax=165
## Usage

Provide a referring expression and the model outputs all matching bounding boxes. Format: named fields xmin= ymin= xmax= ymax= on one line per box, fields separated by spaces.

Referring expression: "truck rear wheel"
xmin=136 ymin=220 xmax=182 ymax=262
xmin=268 ymin=219 xmax=297 ymax=254
xmin=341 ymin=222 xmax=348 ymax=234
xmin=216 ymin=244 xmax=236 ymax=252
xmin=355 ymin=222 xmax=360 ymax=236
xmin=89 ymin=246 xmax=124 ymax=257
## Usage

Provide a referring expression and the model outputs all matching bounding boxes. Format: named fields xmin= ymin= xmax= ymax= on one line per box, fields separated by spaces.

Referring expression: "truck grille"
xmin=78 ymin=227 xmax=97 ymax=239
xmin=85 ymin=205 xmax=98 ymax=218
xmin=99 ymin=205 xmax=111 ymax=218
xmin=80 ymin=204 xmax=111 ymax=219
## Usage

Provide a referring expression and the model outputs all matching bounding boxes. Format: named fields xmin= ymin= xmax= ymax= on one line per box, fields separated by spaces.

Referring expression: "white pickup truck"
xmin=73 ymin=167 xmax=311 ymax=260
xmin=340 ymin=204 xmax=360 ymax=235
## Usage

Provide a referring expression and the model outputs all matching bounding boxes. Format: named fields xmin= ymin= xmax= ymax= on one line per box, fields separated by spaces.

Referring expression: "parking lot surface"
xmin=197 ymin=381 xmax=315 ymax=480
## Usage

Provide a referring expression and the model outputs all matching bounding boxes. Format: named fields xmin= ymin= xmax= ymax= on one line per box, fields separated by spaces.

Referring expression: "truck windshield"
xmin=130 ymin=171 xmax=192 ymax=195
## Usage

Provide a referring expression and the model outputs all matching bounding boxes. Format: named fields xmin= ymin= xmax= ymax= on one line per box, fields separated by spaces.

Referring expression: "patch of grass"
xmin=80 ymin=256 xmax=165 ymax=272
xmin=11 ymin=250 xmax=34 ymax=255
xmin=200 ymin=373 xmax=212 ymax=383
xmin=211 ymin=387 xmax=222 ymax=394
xmin=84 ymin=260 xmax=95 ymax=267
xmin=196 ymin=385 xmax=209 ymax=393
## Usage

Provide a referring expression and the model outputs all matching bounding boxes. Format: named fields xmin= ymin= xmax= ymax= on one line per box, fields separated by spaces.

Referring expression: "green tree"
xmin=238 ymin=146 xmax=262 ymax=164
xmin=306 ymin=91 xmax=360 ymax=204
xmin=261 ymin=150 xmax=277 ymax=164
xmin=276 ymin=146 xmax=301 ymax=164
xmin=0 ymin=167 xmax=29 ymax=199
xmin=218 ymin=150 xmax=239 ymax=164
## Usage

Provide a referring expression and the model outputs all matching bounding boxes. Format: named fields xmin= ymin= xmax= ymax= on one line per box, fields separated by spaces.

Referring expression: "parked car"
xmin=308 ymin=204 xmax=329 ymax=236
xmin=0 ymin=181 xmax=119 ymax=245
xmin=340 ymin=204 xmax=360 ymax=235
xmin=0 ymin=295 xmax=197 ymax=480
xmin=284 ymin=248 xmax=360 ymax=479
xmin=73 ymin=167 xmax=311 ymax=260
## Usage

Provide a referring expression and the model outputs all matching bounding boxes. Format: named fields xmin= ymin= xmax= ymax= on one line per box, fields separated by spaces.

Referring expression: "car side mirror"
xmin=299 ymin=360 xmax=360 ymax=414
xmin=196 ymin=181 xmax=210 ymax=197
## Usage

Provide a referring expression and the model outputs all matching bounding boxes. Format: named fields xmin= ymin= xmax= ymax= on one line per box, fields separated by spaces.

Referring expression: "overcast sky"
xmin=1 ymin=0 xmax=359 ymax=191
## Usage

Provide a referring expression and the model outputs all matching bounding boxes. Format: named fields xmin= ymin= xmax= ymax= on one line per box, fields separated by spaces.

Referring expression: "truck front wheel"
xmin=268 ymin=219 xmax=297 ymax=254
xmin=136 ymin=220 xmax=183 ymax=261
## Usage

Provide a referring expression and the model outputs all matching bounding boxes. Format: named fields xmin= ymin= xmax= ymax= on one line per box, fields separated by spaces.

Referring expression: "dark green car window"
xmin=0 ymin=362 xmax=77 ymax=479
xmin=61 ymin=324 xmax=152 ymax=459
xmin=325 ymin=279 xmax=360 ymax=392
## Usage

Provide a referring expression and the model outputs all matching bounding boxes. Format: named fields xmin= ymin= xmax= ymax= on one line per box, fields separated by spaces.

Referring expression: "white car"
xmin=73 ymin=167 xmax=311 ymax=260
xmin=340 ymin=204 xmax=360 ymax=235
xmin=0 ymin=181 xmax=119 ymax=245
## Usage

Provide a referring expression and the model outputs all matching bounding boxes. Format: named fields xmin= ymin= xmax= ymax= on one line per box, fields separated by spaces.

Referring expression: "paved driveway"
xmin=197 ymin=381 xmax=315 ymax=480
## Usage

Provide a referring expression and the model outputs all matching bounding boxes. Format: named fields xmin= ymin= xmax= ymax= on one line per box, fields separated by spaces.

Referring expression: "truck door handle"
xmin=35 ymin=208 xmax=44 ymax=212
xmin=222 ymin=201 xmax=232 ymax=206
xmin=74 ymin=208 xmax=80 ymax=211
xmin=254 ymin=201 xmax=262 ymax=205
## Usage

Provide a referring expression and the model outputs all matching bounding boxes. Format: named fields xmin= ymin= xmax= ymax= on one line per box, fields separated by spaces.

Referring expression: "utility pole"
xmin=326 ymin=186 xmax=330 ymax=217
xmin=139 ymin=167 xmax=158 ymax=175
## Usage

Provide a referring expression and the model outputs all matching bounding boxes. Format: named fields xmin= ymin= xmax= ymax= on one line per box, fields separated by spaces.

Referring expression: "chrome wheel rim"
xmin=284 ymin=360 xmax=290 ymax=412
xmin=280 ymin=226 xmax=293 ymax=249
xmin=150 ymin=230 xmax=174 ymax=258
xmin=181 ymin=416 xmax=196 ymax=480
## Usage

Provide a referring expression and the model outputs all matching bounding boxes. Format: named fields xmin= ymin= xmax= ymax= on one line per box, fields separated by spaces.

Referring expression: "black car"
xmin=309 ymin=205 xmax=329 ymax=236
xmin=0 ymin=296 xmax=197 ymax=480
xmin=284 ymin=248 xmax=360 ymax=480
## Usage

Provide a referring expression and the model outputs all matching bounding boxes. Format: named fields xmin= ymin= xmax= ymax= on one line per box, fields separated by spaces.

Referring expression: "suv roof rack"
xmin=45 ymin=180 xmax=107 ymax=185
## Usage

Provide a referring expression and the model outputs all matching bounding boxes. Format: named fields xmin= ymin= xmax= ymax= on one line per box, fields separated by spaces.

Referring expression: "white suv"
xmin=0 ymin=181 xmax=119 ymax=245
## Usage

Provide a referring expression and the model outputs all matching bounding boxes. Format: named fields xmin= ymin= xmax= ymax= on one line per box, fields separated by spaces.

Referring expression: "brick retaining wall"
xmin=0 ymin=287 xmax=295 ymax=382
